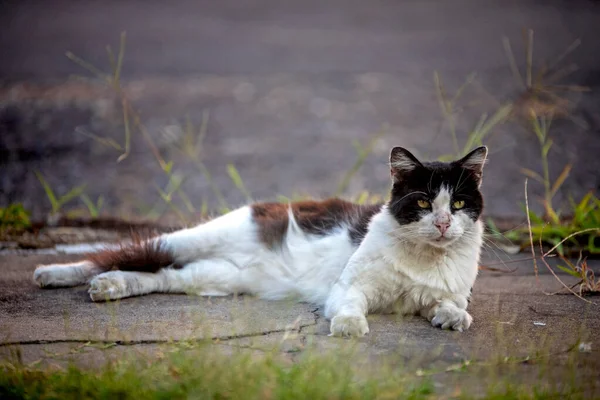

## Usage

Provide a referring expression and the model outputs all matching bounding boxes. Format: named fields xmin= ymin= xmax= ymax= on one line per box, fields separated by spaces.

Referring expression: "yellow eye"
xmin=417 ymin=200 xmax=430 ymax=209
xmin=453 ymin=200 xmax=465 ymax=209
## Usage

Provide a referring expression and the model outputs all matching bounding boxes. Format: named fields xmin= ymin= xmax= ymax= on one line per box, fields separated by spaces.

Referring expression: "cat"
xmin=33 ymin=146 xmax=487 ymax=337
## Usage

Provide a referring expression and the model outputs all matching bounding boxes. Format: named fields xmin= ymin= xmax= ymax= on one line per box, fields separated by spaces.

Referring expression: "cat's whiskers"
xmin=460 ymin=231 xmax=514 ymax=271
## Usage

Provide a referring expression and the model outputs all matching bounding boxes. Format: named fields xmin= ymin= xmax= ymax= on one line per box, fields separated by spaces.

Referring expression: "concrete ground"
xmin=1 ymin=247 xmax=599 ymax=393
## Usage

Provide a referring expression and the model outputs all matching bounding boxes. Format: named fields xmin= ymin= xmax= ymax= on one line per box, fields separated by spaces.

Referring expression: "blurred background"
xmin=1 ymin=0 xmax=600 ymax=224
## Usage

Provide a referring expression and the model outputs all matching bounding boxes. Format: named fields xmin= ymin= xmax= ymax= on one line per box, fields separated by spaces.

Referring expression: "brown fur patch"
xmin=251 ymin=198 xmax=382 ymax=248
xmin=87 ymin=232 xmax=178 ymax=273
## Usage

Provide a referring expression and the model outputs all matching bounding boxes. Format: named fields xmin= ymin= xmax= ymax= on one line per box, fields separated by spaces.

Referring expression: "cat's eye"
xmin=453 ymin=200 xmax=465 ymax=209
xmin=417 ymin=200 xmax=430 ymax=209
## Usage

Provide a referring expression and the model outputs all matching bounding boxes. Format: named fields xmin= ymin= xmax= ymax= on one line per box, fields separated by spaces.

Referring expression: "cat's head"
xmin=387 ymin=146 xmax=487 ymax=248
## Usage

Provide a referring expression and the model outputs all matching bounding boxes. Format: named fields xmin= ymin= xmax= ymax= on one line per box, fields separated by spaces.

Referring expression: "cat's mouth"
xmin=432 ymin=235 xmax=454 ymax=246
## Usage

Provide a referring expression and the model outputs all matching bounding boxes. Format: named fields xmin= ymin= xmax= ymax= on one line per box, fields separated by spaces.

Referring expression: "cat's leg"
xmin=34 ymin=206 xmax=255 ymax=289
xmin=421 ymin=296 xmax=472 ymax=332
xmin=324 ymin=256 xmax=399 ymax=338
xmin=88 ymin=270 xmax=163 ymax=301
xmin=34 ymin=261 xmax=103 ymax=288
xmin=88 ymin=259 xmax=242 ymax=302
xmin=159 ymin=207 xmax=255 ymax=263
xmin=324 ymin=283 xmax=370 ymax=337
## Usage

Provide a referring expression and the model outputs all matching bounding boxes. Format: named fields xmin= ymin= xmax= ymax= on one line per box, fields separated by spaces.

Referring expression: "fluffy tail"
xmin=88 ymin=234 xmax=177 ymax=273
xmin=33 ymin=234 xmax=178 ymax=288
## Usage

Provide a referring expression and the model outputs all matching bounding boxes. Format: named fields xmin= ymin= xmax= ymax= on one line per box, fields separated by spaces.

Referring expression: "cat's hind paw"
xmin=33 ymin=265 xmax=62 ymax=288
xmin=431 ymin=307 xmax=472 ymax=332
xmin=33 ymin=262 xmax=93 ymax=288
xmin=329 ymin=314 xmax=369 ymax=337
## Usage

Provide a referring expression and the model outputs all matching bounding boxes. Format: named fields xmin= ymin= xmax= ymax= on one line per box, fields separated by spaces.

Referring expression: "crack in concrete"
xmin=298 ymin=307 xmax=321 ymax=334
xmin=0 ymin=315 xmax=321 ymax=348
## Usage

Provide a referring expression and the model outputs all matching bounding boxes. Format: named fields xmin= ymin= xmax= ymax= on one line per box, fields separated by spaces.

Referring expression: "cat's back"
xmin=251 ymin=198 xmax=382 ymax=248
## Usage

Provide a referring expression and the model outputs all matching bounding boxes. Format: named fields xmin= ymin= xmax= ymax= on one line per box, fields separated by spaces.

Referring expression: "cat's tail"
xmin=33 ymin=233 xmax=177 ymax=288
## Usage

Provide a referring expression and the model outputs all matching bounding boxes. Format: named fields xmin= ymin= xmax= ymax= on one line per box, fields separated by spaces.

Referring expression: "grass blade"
xmin=65 ymin=52 xmax=109 ymax=82
xmin=525 ymin=29 xmax=534 ymax=88
xmin=547 ymin=38 xmax=581 ymax=72
xmin=57 ymin=185 xmax=87 ymax=209
xmin=34 ymin=171 xmax=59 ymax=213
xmin=502 ymin=37 xmax=525 ymax=90
xmin=117 ymin=97 xmax=131 ymax=163
xmin=76 ymin=127 xmax=123 ymax=151
xmin=336 ymin=130 xmax=384 ymax=196
xmin=555 ymin=264 xmax=580 ymax=278
xmin=549 ymin=164 xmax=572 ymax=198
xmin=227 ymin=164 xmax=252 ymax=201
xmin=80 ymin=194 xmax=100 ymax=218
xmin=520 ymin=168 xmax=544 ymax=184
xmin=113 ymin=31 xmax=126 ymax=87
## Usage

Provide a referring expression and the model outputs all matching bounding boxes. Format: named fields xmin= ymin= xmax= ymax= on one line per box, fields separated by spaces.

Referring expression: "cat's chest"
xmin=383 ymin=245 xmax=476 ymax=294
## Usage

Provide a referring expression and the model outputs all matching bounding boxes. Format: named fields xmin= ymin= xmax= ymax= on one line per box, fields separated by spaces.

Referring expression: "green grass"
xmin=34 ymin=171 xmax=87 ymax=218
xmin=485 ymin=112 xmax=600 ymax=273
xmin=489 ymin=191 xmax=600 ymax=257
xmin=0 ymin=342 xmax=594 ymax=400
xmin=0 ymin=203 xmax=31 ymax=231
xmin=0 ymin=343 xmax=433 ymax=400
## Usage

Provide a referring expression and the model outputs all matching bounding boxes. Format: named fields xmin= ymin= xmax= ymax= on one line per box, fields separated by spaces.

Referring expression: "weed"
xmin=522 ymin=191 xmax=600 ymax=256
xmin=504 ymin=29 xmax=589 ymax=124
xmin=61 ymin=33 xmax=388 ymax=222
xmin=0 ymin=203 xmax=31 ymax=231
xmin=177 ymin=111 xmax=230 ymax=214
xmin=335 ymin=128 xmax=386 ymax=196
xmin=556 ymin=256 xmax=600 ymax=296
xmin=488 ymin=112 xmax=600 ymax=256
xmin=79 ymin=194 xmax=105 ymax=218
xmin=486 ymin=30 xmax=599 ymax=255
xmin=433 ymin=72 xmax=512 ymax=161
xmin=67 ymin=32 xmax=198 ymax=224
xmin=34 ymin=171 xmax=87 ymax=218
xmin=520 ymin=113 xmax=572 ymax=221
xmin=524 ymin=179 xmax=599 ymax=299
xmin=227 ymin=163 xmax=252 ymax=202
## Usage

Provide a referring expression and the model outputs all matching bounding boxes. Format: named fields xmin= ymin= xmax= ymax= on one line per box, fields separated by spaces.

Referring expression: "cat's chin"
xmin=426 ymin=236 xmax=457 ymax=248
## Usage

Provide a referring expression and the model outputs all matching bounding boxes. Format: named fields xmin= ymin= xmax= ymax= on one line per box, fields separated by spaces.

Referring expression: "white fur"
xmin=34 ymin=190 xmax=482 ymax=336
xmin=34 ymin=261 xmax=101 ymax=287
xmin=325 ymin=203 xmax=481 ymax=336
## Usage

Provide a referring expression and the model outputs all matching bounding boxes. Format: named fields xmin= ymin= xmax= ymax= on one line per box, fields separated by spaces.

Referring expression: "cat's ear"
xmin=457 ymin=146 xmax=488 ymax=186
xmin=390 ymin=147 xmax=423 ymax=181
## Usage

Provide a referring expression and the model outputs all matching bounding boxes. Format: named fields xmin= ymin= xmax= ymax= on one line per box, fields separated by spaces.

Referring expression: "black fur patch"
xmin=348 ymin=204 xmax=383 ymax=245
xmin=252 ymin=199 xmax=382 ymax=248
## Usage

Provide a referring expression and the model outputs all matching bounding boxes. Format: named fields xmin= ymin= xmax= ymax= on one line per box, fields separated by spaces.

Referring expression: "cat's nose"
xmin=435 ymin=222 xmax=451 ymax=235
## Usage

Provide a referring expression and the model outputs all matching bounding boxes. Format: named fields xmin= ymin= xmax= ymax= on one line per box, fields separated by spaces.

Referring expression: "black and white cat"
xmin=33 ymin=146 xmax=487 ymax=337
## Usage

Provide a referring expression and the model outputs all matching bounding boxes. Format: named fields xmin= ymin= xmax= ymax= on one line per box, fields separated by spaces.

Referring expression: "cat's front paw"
xmin=329 ymin=314 xmax=369 ymax=337
xmin=89 ymin=272 xmax=128 ymax=302
xmin=431 ymin=307 xmax=472 ymax=332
